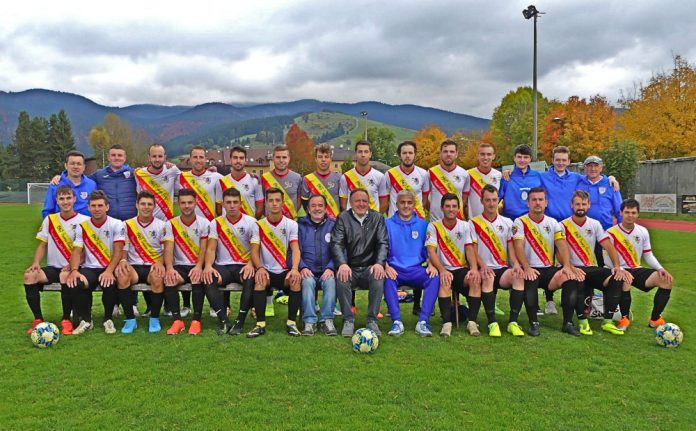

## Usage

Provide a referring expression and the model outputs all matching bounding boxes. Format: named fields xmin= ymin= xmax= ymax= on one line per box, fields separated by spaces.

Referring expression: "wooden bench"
xmin=43 ymin=283 xmax=243 ymax=292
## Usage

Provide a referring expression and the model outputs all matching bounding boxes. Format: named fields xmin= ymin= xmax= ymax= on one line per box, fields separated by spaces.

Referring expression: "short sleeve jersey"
xmin=134 ymin=165 xmax=181 ymax=220
xmin=300 ymin=171 xmax=342 ymax=219
xmin=428 ymin=164 xmax=470 ymax=221
xmin=469 ymin=214 xmax=514 ymax=269
xmin=217 ymin=172 xmax=263 ymax=217
xmin=383 ymin=165 xmax=430 ymax=217
xmin=36 ymin=213 xmax=90 ymax=268
xmin=425 ymin=219 xmax=473 ymax=271
xmin=561 ymin=216 xmax=609 ymax=267
xmin=604 ymin=223 xmax=652 ymax=269
xmin=513 ymin=214 xmax=565 ymax=268
xmin=164 ymin=216 xmax=210 ymax=266
xmin=339 ymin=167 xmax=387 ymax=211
xmin=73 ymin=216 xmax=127 ymax=269
xmin=124 ymin=217 xmax=170 ymax=265
xmin=260 ymin=170 xmax=303 ymax=219
xmin=208 ymin=214 xmax=258 ymax=266
xmin=466 ymin=167 xmax=502 ymax=218
xmin=251 ymin=216 xmax=299 ymax=274
xmin=179 ymin=170 xmax=223 ymax=221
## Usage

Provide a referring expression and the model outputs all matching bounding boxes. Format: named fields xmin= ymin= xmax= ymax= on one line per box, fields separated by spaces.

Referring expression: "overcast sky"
xmin=2 ymin=0 xmax=694 ymax=118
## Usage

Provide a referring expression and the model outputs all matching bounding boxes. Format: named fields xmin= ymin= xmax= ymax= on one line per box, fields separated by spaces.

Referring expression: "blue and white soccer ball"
xmin=655 ymin=323 xmax=683 ymax=348
xmin=30 ymin=322 xmax=60 ymax=349
xmin=352 ymin=328 xmax=379 ymax=354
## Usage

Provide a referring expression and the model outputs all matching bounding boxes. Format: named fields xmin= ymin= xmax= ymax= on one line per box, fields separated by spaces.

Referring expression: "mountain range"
xmin=0 ymin=89 xmax=490 ymax=154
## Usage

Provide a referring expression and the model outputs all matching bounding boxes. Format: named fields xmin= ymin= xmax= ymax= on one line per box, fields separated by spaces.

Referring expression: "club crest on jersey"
xmin=104 ymin=231 xmax=111 ymax=238
xmin=163 ymin=175 xmax=170 ymax=183
xmin=80 ymin=191 xmax=88 ymax=199
xmin=124 ymin=171 xmax=131 ymax=179
xmin=284 ymin=180 xmax=291 ymax=188
xmin=327 ymin=181 xmax=335 ymax=190
xmin=585 ymin=228 xmax=592 ymax=236
xmin=453 ymin=175 xmax=461 ymax=183
xmin=491 ymin=177 xmax=499 ymax=184
xmin=634 ymin=235 xmax=641 ymax=243
xmin=411 ymin=231 xmax=419 ymax=239
xmin=280 ymin=228 xmax=287 ymax=237
xmin=496 ymin=225 xmax=503 ymax=233
xmin=543 ymin=226 xmax=551 ymax=234
xmin=368 ymin=179 xmax=375 ymax=186
xmin=599 ymin=187 xmax=606 ymax=194
xmin=244 ymin=184 xmax=249 ymax=191
xmin=512 ymin=225 xmax=518 ymax=235
xmin=238 ymin=227 xmax=245 ymax=234
xmin=149 ymin=230 xmax=157 ymax=239
xmin=521 ymin=191 xmax=528 ymax=200
xmin=456 ymin=231 xmax=463 ymax=240
xmin=325 ymin=233 xmax=331 ymax=243
xmin=413 ymin=177 xmax=419 ymax=185
xmin=205 ymin=177 xmax=211 ymax=184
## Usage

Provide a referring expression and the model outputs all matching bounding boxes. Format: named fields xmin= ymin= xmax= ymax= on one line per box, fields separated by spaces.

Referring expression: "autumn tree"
xmin=413 ymin=124 xmax=447 ymax=168
xmin=450 ymin=130 xmax=484 ymax=168
xmin=619 ymin=55 xmax=696 ymax=159
xmin=285 ymin=123 xmax=315 ymax=175
xmin=88 ymin=113 xmax=151 ymax=167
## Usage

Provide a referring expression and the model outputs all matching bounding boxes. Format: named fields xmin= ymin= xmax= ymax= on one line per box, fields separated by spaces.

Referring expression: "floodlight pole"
xmin=523 ymin=5 xmax=544 ymax=162
xmin=361 ymin=111 xmax=368 ymax=140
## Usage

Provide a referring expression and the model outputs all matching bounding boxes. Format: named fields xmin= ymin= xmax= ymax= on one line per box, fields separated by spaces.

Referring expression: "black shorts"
xmin=41 ymin=266 xmax=62 ymax=285
xmin=213 ymin=264 xmax=251 ymax=287
xmin=627 ymin=268 xmax=657 ymax=292
xmin=131 ymin=264 xmax=151 ymax=284
xmin=577 ymin=266 xmax=613 ymax=291
xmin=268 ymin=270 xmax=289 ymax=291
xmin=451 ymin=268 xmax=470 ymax=295
xmin=174 ymin=265 xmax=195 ymax=284
xmin=526 ymin=266 xmax=559 ymax=290
xmin=492 ymin=267 xmax=509 ymax=291
xmin=80 ymin=267 xmax=107 ymax=290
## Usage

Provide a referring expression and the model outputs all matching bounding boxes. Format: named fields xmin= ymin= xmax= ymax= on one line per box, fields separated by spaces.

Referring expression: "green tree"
xmin=47 ymin=110 xmax=76 ymax=174
xmin=30 ymin=117 xmax=51 ymax=179
xmin=0 ymin=143 xmax=20 ymax=179
xmin=88 ymin=125 xmax=110 ymax=167
xmin=355 ymin=127 xmax=398 ymax=166
xmin=341 ymin=156 xmax=354 ymax=173
xmin=14 ymin=112 xmax=35 ymax=176
xmin=602 ymin=139 xmax=640 ymax=197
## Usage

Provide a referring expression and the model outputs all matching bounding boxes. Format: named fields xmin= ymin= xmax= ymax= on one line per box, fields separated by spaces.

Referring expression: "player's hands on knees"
xmin=255 ymin=267 xmax=269 ymax=285
xmin=66 ymin=271 xmax=80 ymax=288
xmin=240 ymin=263 xmax=255 ymax=281
xmin=321 ymin=268 xmax=334 ymax=281
xmin=115 ymin=260 xmax=129 ymax=278
xmin=384 ymin=264 xmax=397 ymax=280
xmin=300 ymin=268 xmax=314 ymax=279
xmin=466 ymin=268 xmax=482 ymax=285
xmin=480 ymin=265 xmax=495 ymax=280
xmin=286 ymin=269 xmax=301 ymax=286
xmin=337 ymin=264 xmax=352 ymax=283
xmin=151 ymin=262 xmax=165 ymax=278
xmin=371 ymin=264 xmax=386 ymax=280
xmin=188 ymin=266 xmax=203 ymax=284
xmin=564 ymin=265 xmax=585 ymax=282
xmin=658 ymin=268 xmax=673 ymax=283
xmin=26 ymin=263 xmax=41 ymax=273
xmin=165 ymin=267 xmax=179 ymax=286
xmin=202 ymin=266 xmax=216 ymax=285
xmin=99 ymin=270 xmax=115 ymax=287
xmin=611 ymin=267 xmax=631 ymax=283
xmin=440 ymin=270 xmax=453 ymax=288
xmin=425 ymin=264 xmax=438 ymax=278
xmin=523 ymin=266 xmax=539 ymax=281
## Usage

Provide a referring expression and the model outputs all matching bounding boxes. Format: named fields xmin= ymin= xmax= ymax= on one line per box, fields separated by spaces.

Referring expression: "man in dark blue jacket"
xmin=298 ymin=195 xmax=337 ymax=336
xmin=90 ymin=144 xmax=137 ymax=221
xmin=42 ymin=151 xmax=96 ymax=218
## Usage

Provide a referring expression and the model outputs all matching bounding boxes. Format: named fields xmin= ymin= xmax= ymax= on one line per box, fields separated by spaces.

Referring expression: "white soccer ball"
xmin=655 ymin=323 xmax=683 ymax=348
xmin=351 ymin=328 xmax=379 ymax=354
xmin=30 ymin=322 xmax=60 ymax=349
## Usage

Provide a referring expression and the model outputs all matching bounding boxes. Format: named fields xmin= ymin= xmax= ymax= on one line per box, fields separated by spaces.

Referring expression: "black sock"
xmin=413 ymin=288 xmax=422 ymax=309
xmin=351 ymin=290 xmax=356 ymax=307
xmin=164 ymin=288 xmax=181 ymax=320
xmin=620 ymin=290 xmax=632 ymax=318
xmin=575 ymin=283 xmax=588 ymax=319
xmin=288 ymin=290 xmax=301 ymax=323
xmin=561 ymin=281 xmax=577 ymax=324
xmin=603 ymin=279 xmax=622 ymax=320
xmin=236 ymin=282 xmax=254 ymax=324
xmin=204 ymin=284 xmax=227 ymax=323
xmin=181 ymin=290 xmax=191 ymax=308
xmin=651 ymin=288 xmax=671 ymax=321
xmin=253 ymin=290 xmax=267 ymax=322
xmin=192 ymin=284 xmax=205 ymax=321
xmin=438 ymin=297 xmax=452 ymax=324
xmin=149 ymin=292 xmax=164 ymax=318
xmin=24 ymin=283 xmax=43 ymax=319
xmin=482 ymin=291 xmax=496 ymax=324
xmin=102 ymin=287 xmax=117 ymax=321
xmin=142 ymin=291 xmax=152 ymax=311
xmin=118 ymin=289 xmax=135 ymax=319
xmin=78 ymin=287 xmax=93 ymax=322
xmin=467 ymin=296 xmax=482 ymax=323
xmin=60 ymin=284 xmax=72 ymax=320
xmin=523 ymin=284 xmax=539 ymax=324
xmin=509 ymin=289 xmax=524 ymax=323
xmin=223 ymin=291 xmax=231 ymax=309
xmin=544 ymin=286 xmax=554 ymax=302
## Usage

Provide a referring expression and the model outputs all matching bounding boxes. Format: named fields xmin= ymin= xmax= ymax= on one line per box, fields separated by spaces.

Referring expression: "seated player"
xmin=25 ymin=185 xmax=89 ymax=335
xmin=384 ymin=190 xmax=441 ymax=337
xmin=162 ymin=188 xmax=211 ymax=335
xmin=468 ymin=185 xmax=525 ymax=337
xmin=512 ymin=187 xmax=585 ymax=336
xmin=560 ymin=190 xmax=633 ymax=336
xmin=202 ymin=188 xmax=257 ymax=335
xmin=604 ymin=198 xmax=675 ymax=331
xmin=426 ymin=193 xmax=481 ymax=337
xmin=116 ymin=191 xmax=170 ymax=334
xmin=66 ymin=191 xmax=126 ymax=334
xmin=248 ymin=187 xmax=302 ymax=337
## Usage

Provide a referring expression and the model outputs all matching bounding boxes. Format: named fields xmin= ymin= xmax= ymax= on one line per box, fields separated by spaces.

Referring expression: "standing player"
xmin=300 ymin=144 xmax=342 ymax=220
xmin=162 ymin=189 xmax=210 ymax=335
xmin=179 ymin=146 xmax=223 ymax=222
xmin=425 ymin=193 xmax=481 ymax=337
xmin=261 ymin=145 xmax=303 ymax=219
xmin=512 ymin=187 xmax=585 ymax=336
xmin=202 ymin=188 xmax=258 ymax=335
xmin=383 ymin=191 xmax=440 ymax=337
xmin=217 ymin=146 xmax=264 ymax=219
xmin=604 ymin=199 xmax=675 ymax=331
xmin=25 ymin=186 xmax=90 ymax=335
xmin=42 ymin=151 xmax=96 ymax=218
xmin=561 ymin=190 xmax=632 ymax=335
xmin=468 ymin=185 xmax=526 ymax=337
xmin=134 ymin=144 xmax=182 ymax=221
xmin=499 ymin=145 xmax=542 ymax=221
xmin=248 ymin=188 xmax=302 ymax=337
xmin=383 ymin=141 xmax=429 ymax=218
xmin=117 ymin=191 xmax=170 ymax=333
xmin=466 ymin=143 xmax=502 ymax=219
xmin=339 ymin=140 xmax=388 ymax=213
xmin=65 ymin=191 xmax=126 ymax=335
xmin=428 ymin=140 xmax=470 ymax=221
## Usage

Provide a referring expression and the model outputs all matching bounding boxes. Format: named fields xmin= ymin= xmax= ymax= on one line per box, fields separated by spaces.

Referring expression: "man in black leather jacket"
xmin=330 ymin=189 xmax=389 ymax=337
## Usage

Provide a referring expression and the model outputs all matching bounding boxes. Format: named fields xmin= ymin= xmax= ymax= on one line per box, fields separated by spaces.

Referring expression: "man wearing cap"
xmin=577 ymin=156 xmax=623 ymax=232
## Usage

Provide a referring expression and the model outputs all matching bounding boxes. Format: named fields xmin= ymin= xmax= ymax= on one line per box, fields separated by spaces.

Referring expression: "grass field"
xmin=1 ymin=204 xmax=695 ymax=429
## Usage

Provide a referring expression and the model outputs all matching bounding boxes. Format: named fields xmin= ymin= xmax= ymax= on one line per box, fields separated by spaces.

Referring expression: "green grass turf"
xmin=1 ymin=204 xmax=694 ymax=429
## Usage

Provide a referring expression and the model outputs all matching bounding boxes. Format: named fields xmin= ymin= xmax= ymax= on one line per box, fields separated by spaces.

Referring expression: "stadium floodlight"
xmin=360 ymin=111 xmax=368 ymax=140
xmin=522 ymin=5 xmax=545 ymax=161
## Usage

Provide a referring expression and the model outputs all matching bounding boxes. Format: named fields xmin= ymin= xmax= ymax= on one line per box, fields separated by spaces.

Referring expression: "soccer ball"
xmin=30 ymin=322 xmax=60 ymax=349
xmin=655 ymin=323 xmax=683 ymax=348
xmin=351 ymin=328 xmax=379 ymax=354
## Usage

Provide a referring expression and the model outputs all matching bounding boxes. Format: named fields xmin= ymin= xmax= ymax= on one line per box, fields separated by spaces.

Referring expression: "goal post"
xmin=27 ymin=183 xmax=50 ymax=205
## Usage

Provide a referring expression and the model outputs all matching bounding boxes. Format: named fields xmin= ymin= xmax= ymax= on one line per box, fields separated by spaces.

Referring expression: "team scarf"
xmin=47 ymin=214 xmax=74 ymax=261
xmin=607 ymin=226 xmax=640 ymax=268
xmin=215 ymin=216 xmax=250 ymax=263
xmin=429 ymin=165 xmax=465 ymax=219
xmin=343 ymin=169 xmax=378 ymax=211
xmin=170 ymin=217 xmax=200 ymax=264
xmin=125 ymin=219 xmax=160 ymax=264
xmin=180 ymin=172 xmax=215 ymax=221
xmin=304 ymin=173 xmax=339 ymax=219
xmin=433 ymin=221 xmax=466 ymax=268
xmin=562 ymin=219 xmax=597 ymax=266
xmin=387 ymin=167 xmax=426 ymax=218
xmin=468 ymin=168 xmax=486 ymax=198
xmin=470 ymin=216 xmax=507 ymax=266
xmin=258 ymin=218 xmax=288 ymax=269
xmin=81 ymin=220 xmax=112 ymax=267
xmin=262 ymin=172 xmax=297 ymax=219
xmin=135 ymin=169 xmax=174 ymax=219
xmin=219 ymin=175 xmax=255 ymax=216
xmin=520 ymin=216 xmax=553 ymax=266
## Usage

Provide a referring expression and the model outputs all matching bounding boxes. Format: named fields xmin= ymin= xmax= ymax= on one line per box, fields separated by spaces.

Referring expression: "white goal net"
xmin=27 ymin=183 xmax=50 ymax=205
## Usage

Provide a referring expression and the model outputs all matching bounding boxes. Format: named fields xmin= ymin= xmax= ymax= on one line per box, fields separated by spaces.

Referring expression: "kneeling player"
xmin=426 ymin=193 xmax=481 ymax=337
xmin=605 ymin=198 xmax=675 ymax=331
xmin=249 ymin=187 xmax=302 ymax=337
xmin=116 ymin=191 xmax=169 ymax=333
xmin=25 ymin=185 xmax=89 ymax=334
xmin=384 ymin=190 xmax=440 ymax=337
xmin=469 ymin=185 xmax=525 ymax=337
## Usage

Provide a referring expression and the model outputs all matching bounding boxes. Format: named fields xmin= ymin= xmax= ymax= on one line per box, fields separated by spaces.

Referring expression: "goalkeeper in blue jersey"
xmin=383 ymin=190 xmax=440 ymax=337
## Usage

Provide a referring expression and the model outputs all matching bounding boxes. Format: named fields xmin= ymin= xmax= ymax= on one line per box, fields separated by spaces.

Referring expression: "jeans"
xmin=301 ymin=275 xmax=336 ymax=324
